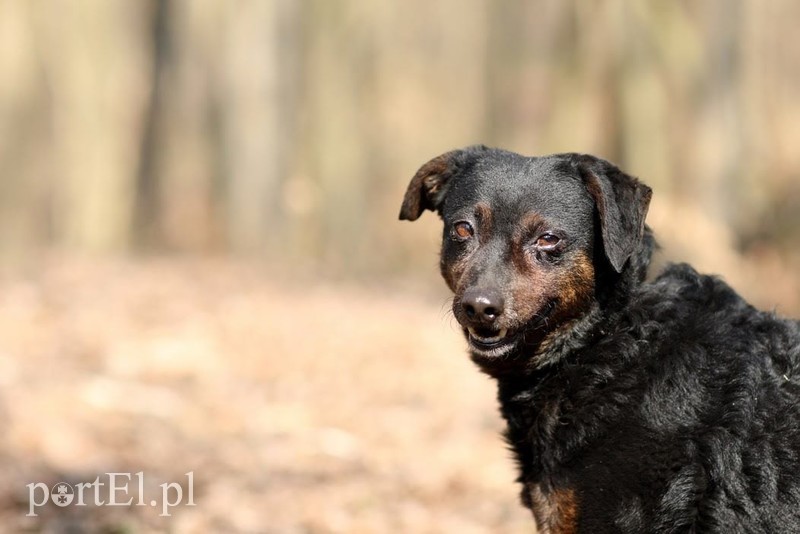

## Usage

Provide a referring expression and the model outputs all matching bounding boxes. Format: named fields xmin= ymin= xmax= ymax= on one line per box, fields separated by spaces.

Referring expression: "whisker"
xmin=448 ymin=315 xmax=462 ymax=333
xmin=439 ymin=297 xmax=455 ymax=319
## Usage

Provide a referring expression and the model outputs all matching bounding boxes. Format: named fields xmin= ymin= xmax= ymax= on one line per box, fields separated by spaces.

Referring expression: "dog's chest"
xmin=526 ymin=483 xmax=579 ymax=534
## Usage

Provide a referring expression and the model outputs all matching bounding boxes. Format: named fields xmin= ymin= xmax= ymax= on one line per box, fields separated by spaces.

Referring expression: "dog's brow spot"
xmin=512 ymin=212 xmax=546 ymax=244
xmin=475 ymin=202 xmax=493 ymax=242
xmin=508 ymin=212 xmax=547 ymax=271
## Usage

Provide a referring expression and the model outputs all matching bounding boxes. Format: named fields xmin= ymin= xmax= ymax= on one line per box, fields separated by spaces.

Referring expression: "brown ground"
xmin=0 ymin=258 xmax=533 ymax=533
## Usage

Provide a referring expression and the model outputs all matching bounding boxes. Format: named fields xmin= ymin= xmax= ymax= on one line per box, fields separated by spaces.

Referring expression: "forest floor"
xmin=0 ymin=257 xmax=533 ymax=533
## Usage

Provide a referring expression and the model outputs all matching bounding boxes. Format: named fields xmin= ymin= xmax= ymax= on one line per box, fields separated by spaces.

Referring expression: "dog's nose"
xmin=461 ymin=288 xmax=505 ymax=324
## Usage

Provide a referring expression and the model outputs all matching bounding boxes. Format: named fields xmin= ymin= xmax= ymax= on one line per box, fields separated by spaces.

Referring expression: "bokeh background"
xmin=1 ymin=1 xmax=799 ymax=532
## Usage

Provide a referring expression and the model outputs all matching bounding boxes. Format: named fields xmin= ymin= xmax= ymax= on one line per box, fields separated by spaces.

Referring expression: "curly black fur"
xmin=400 ymin=147 xmax=800 ymax=533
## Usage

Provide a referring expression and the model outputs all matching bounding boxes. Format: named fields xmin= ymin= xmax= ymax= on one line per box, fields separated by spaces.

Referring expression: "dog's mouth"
xmin=465 ymin=326 xmax=518 ymax=355
xmin=463 ymin=301 xmax=557 ymax=357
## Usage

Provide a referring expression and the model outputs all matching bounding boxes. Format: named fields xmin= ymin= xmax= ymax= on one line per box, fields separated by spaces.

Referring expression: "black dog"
xmin=400 ymin=146 xmax=800 ymax=533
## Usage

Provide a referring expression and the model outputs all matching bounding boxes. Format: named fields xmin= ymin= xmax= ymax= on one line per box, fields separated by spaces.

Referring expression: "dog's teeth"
xmin=468 ymin=327 xmax=508 ymax=343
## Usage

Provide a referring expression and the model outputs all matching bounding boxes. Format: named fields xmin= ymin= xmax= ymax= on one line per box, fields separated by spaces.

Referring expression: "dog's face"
xmin=400 ymin=146 xmax=652 ymax=370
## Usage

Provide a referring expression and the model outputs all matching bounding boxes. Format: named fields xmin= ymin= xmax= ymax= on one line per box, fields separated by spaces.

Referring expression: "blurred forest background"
xmin=1 ymin=1 xmax=800 ymax=532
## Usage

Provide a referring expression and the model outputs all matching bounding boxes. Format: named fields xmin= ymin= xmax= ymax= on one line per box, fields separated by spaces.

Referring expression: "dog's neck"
xmin=489 ymin=252 xmax=652 ymax=485
xmin=474 ymin=230 xmax=657 ymax=484
xmin=529 ymin=303 xmax=605 ymax=368
xmin=493 ymin=311 xmax=608 ymax=489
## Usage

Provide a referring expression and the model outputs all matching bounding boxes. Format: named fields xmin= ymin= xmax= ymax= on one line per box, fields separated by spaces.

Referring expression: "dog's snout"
xmin=461 ymin=288 xmax=505 ymax=324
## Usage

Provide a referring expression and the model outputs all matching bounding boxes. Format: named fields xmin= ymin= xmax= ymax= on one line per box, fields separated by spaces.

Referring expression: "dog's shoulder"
xmin=638 ymin=262 xmax=751 ymax=316
xmin=620 ymin=263 xmax=791 ymax=347
xmin=570 ymin=263 xmax=800 ymax=530
xmin=615 ymin=262 xmax=800 ymax=384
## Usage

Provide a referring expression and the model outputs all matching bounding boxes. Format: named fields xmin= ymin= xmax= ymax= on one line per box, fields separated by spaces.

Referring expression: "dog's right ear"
xmin=574 ymin=154 xmax=653 ymax=273
xmin=399 ymin=145 xmax=488 ymax=221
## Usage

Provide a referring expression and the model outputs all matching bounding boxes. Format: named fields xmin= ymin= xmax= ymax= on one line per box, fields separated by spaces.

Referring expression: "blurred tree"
xmin=0 ymin=0 xmax=796 ymax=308
xmin=134 ymin=0 xmax=171 ymax=250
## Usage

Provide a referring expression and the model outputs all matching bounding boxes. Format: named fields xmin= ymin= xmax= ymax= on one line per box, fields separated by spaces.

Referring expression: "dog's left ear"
xmin=576 ymin=155 xmax=653 ymax=273
xmin=399 ymin=145 xmax=489 ymax=221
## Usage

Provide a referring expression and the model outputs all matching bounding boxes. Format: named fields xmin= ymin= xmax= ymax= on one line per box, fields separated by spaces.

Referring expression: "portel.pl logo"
xmin=27 ymin=472 xmax=195 ymax=517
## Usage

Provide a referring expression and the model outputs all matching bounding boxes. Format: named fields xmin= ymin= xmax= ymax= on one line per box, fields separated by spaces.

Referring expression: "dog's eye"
xmin=453 ymin=221 xmax=474 ymax=240
xmin=536 ymin=233 xmax=560 ymax=248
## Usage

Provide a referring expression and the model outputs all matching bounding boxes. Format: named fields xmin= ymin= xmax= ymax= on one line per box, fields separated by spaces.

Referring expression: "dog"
xmin=399 ymin=146 xmax=800 ymax=533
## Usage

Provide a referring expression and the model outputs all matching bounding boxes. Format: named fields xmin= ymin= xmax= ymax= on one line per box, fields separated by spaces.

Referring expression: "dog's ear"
xmin=577 ymin=155 xmax=653 ymax=273
xmin=399 ymin=145 xmax=489 ymax=221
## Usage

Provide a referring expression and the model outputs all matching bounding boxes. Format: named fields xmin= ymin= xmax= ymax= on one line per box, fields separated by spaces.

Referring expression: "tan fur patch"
xmin=508 ymin=250 xmax=595 ymax=328
xmin=555 ymin=252 xmax=595 ymax=319
xmin=511 ymin=212 xmax=546 ymax=272
xmin=529 ymin=484 xmax=579 ymax=534
xmin=474 ymin=202 xmax=493 ymax=244
xmin=441 ymin=253 xmax=468 ymax=293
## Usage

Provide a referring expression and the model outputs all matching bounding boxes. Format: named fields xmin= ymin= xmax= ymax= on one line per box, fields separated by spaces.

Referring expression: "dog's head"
xmin=400 ymin=146 xmax=652 ymax=371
